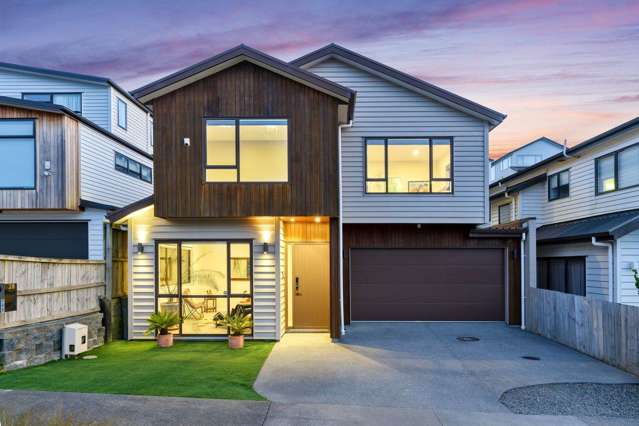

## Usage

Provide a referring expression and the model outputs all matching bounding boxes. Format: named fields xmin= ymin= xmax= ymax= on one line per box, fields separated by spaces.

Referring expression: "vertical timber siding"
xmin=307 ymin=59 xmax=488 ymax=224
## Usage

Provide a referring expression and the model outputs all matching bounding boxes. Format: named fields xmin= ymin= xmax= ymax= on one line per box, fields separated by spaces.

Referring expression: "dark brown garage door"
xmin=350 ymin=248 xmax=504 ymax=321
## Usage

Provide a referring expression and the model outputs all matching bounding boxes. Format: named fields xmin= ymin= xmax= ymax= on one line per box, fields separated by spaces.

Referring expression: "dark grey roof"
xmin=0 ymin=61 xmax=151 ymax=113
xmin=131 ymin=44 xmax=356 ymax=115
xmin=491 ymin=136 xmax=562 ymax=163
xmin=491 ymin=116 xmax=639 ymax=188
xmin=0 ymin=96 xmax=152 ymax=160
xmin=291 ymin=43 xmax=506 ymax=126
xmin=469 ymin=219 xmax=528 ymax=238
xmin=537 ymin=209 xmax=639 ymax=243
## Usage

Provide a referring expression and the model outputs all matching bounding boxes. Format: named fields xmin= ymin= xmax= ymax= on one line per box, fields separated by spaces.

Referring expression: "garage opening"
xmin=0 ymin=222 xmax=89 ymax=259
xmin=350 ymin=248 xmax=505 ymax=321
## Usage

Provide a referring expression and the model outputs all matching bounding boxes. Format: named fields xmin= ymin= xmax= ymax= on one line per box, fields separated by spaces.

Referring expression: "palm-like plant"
xmin=215 ymin=311 xmax=252 ymax=336
xmin=145 ymin=311 xmax=180 ymax=336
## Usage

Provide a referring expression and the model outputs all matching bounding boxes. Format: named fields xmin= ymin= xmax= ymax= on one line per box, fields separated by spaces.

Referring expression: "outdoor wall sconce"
xmin=137 ymin=243 xmax=145 ymax=254
xmin=262 ymin=242 xmax=269 ymax=254
xmin=261 ymin=230 xmax=272 ymax=254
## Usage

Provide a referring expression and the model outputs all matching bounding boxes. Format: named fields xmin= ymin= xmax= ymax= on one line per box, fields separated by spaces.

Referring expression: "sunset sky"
xmin=3 ymin=0 xmax=638 ymax=158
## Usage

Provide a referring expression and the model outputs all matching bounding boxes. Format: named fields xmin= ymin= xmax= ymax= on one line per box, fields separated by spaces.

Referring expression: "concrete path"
xmin=255 ymin=323 xmax=638 ymax=413
xmin=1 ymin=389 xmax=635 ymax=425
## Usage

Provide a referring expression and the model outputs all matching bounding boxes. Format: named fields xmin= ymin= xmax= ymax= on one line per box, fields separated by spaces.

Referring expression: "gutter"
xmin=337 ymin=120 xmax=353 ymax=338
xmin=592 ymin=237 xmax=614 ymax=302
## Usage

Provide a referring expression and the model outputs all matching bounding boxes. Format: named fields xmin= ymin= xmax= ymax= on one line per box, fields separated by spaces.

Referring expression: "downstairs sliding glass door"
xmin=156 ymin=240 xmax=253 ymax=336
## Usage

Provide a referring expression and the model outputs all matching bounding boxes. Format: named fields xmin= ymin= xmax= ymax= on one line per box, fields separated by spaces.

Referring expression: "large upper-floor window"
xmin=205 ymin=119 xmax=288 ymax=182
xmin=117 ymin=98 xmax=127 ymax=130
xmin=548 ymin=169 xmax=570 ymax=201
xmin=596 ymin=143 xmax=639 ymax=194
xmin=22 ymin=93 xmax=82 ymax=114
xmin=365 ymin=137 xmax=452 ymax=193
xmin=0 ymin=119 xmax=35 ymax=189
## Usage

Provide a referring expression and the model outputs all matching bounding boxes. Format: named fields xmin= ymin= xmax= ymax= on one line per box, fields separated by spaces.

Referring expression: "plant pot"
xmin=157 ymin=333 xmax=173 ymax=348
xmin=228 ymin=335 xmax=244 ymax=349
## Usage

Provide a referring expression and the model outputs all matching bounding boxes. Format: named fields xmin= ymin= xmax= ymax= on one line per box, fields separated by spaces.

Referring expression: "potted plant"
xmin=215 ymin=310 xmax=252 ymax=349
xmin=145 ymin=311 xmax=180 ymax=348
xmin=631 ymin=265 xmax=639 ymax=295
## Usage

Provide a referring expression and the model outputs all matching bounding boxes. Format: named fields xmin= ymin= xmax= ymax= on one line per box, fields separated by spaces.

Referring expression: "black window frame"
xmin=21 ymin=92 xmax=82 ymax=114
xmin=202 ymin=117 xmax=290 ymax=183
xmin=154 ymin=239 xmax=254 ymax=337
xmin=595 ymin=142 xmax=639 ymax=195
xmin=117 ymin=98 xmax=127 ymax=130
xmin=498 ymin=203 xmax=512 ymax=224
xmin=0 ymin=118 xmax=37 ymax=190
xmin=364 ymin=137 xmax=454 ymax=194
xmin=548 ymin=169 xmax=570 ymax=201
xmin=114 ymin=152 xmax=152 ymax=183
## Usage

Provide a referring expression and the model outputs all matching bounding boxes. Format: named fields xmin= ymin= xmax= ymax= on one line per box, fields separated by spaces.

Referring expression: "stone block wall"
xmin=0 ymin=312 xmax=104 ymax=371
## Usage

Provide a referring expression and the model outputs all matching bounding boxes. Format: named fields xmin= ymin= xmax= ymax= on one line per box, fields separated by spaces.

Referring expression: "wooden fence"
xmin=527 ymin=287 xmax=639 ymax=376
xmin=0 ymin=255 xmax=105 ymax=329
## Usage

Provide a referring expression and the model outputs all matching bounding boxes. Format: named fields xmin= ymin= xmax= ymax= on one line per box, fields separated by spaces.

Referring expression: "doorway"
xmin=290 ymin=243 xmax=330 ymax=330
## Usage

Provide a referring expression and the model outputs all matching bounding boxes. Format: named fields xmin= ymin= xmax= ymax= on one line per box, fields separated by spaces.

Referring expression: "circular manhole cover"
xmin=456 ymin=336 xmax=480 ymax=342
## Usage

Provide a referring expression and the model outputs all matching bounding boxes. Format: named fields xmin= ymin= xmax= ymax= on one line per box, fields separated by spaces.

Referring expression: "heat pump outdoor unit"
xmin=62 ymin=323 xmax=88 ymax=358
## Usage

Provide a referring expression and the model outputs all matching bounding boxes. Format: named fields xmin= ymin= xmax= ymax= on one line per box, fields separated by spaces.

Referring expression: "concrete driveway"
xmin=255 ymin=323 xmax=637 ymax=414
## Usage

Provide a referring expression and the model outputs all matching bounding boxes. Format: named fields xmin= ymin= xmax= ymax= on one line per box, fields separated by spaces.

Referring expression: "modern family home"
xmin=0 ymin=63 xmax=154 ymax=260
xmin=109 ymin=44 xmax=527 ymax=342
xmin=490 ymin=116 xmax=639 ymax=306
xmin=490 ymin=136 xmax=563 ymax=182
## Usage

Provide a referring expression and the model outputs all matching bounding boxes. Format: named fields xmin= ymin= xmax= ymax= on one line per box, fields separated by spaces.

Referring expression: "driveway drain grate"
xmin=521 ymin=355 xmax=541 ymax=361
xmin=456 ymin=336 xmax=480 ymax=342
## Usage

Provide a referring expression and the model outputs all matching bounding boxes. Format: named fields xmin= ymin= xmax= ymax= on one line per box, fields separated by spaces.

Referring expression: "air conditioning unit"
xmin=62 ymin=323 xmax=88 ymax=358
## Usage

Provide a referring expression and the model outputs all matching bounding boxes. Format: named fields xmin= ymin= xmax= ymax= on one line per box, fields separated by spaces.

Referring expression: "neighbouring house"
xmin=109 ymin=44 xmax=525 ymax=341
xmin=0 ymin=63 xmax=154 ymax=260
xmin=490 ymin=137 xmax=563 ymax=182
xmin=490 ymin=116 xmax=639 ymax=306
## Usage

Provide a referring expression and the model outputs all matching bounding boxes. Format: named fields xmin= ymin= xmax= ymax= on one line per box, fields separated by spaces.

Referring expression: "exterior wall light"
xmin=261 ymin=230 xmax=272 ymax=254
xmin=314 ymin=216 xmax=321 ymax=223
xmin=137 ymin=243 xmax=145 ymax=254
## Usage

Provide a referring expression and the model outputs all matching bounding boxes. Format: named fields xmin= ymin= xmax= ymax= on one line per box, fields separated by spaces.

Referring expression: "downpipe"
xmin=337 ymin=120 xmax=353 ymax=337
xmin=520 ymin=231 xmax=526 ymax=330
xmin=592 ymin=237 xmax=614 ymax=302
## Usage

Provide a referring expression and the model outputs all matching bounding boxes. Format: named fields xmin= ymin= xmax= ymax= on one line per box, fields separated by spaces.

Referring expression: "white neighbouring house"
xmin=490 ymin=136 xmax=563 ymax=183
xmin=0 ymin=63 xmax=153 ymax=260
xmin=490 ymin=117 xmax=639 ymax=306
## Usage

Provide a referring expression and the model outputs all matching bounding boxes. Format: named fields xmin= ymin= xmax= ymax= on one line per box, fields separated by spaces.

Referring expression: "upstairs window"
xmin=548 ymin=169 xmax=570 ymax=201
xmin=498 ymin=203 xmax=512 ymax=224
xmin=22 ymin=93 xmax=82 ymax=114
xmin=205 ymin=119 xmax=288 ymax=182
xmin=365 ymin=138 xmax=452 ymax=193
xmin=117 ymin=98 xmax=127 ymax=129
xmin=115 ymin=152 xmax=152 ymax=183
xmin=596 ymin=144 xmax=639 ymax=194
xmin=0 ymin=119 xmax=35 ymax=189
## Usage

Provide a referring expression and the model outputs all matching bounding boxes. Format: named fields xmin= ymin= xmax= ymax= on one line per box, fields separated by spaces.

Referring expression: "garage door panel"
xmin=351 ymin=248 xmax=504 ymax=321
xmin=0 ymin=222 xmax=89 ymax=259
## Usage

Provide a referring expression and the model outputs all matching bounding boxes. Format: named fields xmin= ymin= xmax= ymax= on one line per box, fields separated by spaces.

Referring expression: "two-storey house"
xmin=490 ymin=137 xmax=563 ymax=182
xmin=0 ymin=63 xmax=153 ymax=259
xmin=490 ymin=117 xmax=639 ymax=306
xmin=110 ymin=44 xmax=522 ymax=341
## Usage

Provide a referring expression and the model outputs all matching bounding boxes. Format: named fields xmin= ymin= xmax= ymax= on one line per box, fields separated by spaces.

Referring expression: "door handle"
xmin=295 ymin=277 xmax=301 ymax=295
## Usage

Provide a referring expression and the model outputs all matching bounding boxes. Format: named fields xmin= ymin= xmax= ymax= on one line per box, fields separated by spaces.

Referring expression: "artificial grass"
xmin=0 ymin=340 xmax=275 ymax=400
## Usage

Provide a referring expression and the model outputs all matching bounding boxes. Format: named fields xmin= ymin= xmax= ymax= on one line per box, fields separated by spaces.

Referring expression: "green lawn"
xmin=0 ymin=340 xmax=275 ymax=400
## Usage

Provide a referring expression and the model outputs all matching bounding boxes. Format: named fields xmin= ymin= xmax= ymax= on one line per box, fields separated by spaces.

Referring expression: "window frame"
xmin=498 ymin=202 xmax=512 ymax=224
xmin=154 ymin=238 xmax=254 ymax=337
xmin=595 ymin=142 xmax=639 ymax=195
xmin=363 ymin=136 xmax=454 ymax=195
xmin=202 ymin=117 xmax=290 ymax=184
xmin=117 ymin=98 xmax=128 ymax=130
xmin=0 ymin=118 xmax=37 ymax=190
xmin=114 ymin=151 xmax=152 ymax=183
xmin=22 ymin=92 xmax=82 ymax=114
xmin=548 ymin=169 xmax=570 ymax=201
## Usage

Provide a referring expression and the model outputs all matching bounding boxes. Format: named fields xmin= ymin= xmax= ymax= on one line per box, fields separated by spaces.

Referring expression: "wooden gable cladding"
xmin=152 ymin=61 xmax=341 ymax=218
xmin=0 ymin=106 xmax=79 ymax=210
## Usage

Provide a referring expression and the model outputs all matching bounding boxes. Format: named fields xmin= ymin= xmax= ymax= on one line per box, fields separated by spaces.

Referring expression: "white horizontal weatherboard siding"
xmin=307 ymin=59 xmax=487 ymax=224
xmin=128 ymin=212 xmax=278 ymax=340
xmin=0 ymin=68 xmax=110 ymax=130
xmin=79 ymin=123 xmax=153 ymax=208
xmin=617 ymin=230 xmax=639 ymax=306
xmin=110 ymin=87 xmax=152 ymax=152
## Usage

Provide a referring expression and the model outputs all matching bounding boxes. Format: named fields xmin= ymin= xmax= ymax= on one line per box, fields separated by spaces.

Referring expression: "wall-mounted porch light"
xmin=136 ymin=243 xmax=145 ymax=254
xmin=261 ymin=230 xmax=272 ymax=254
